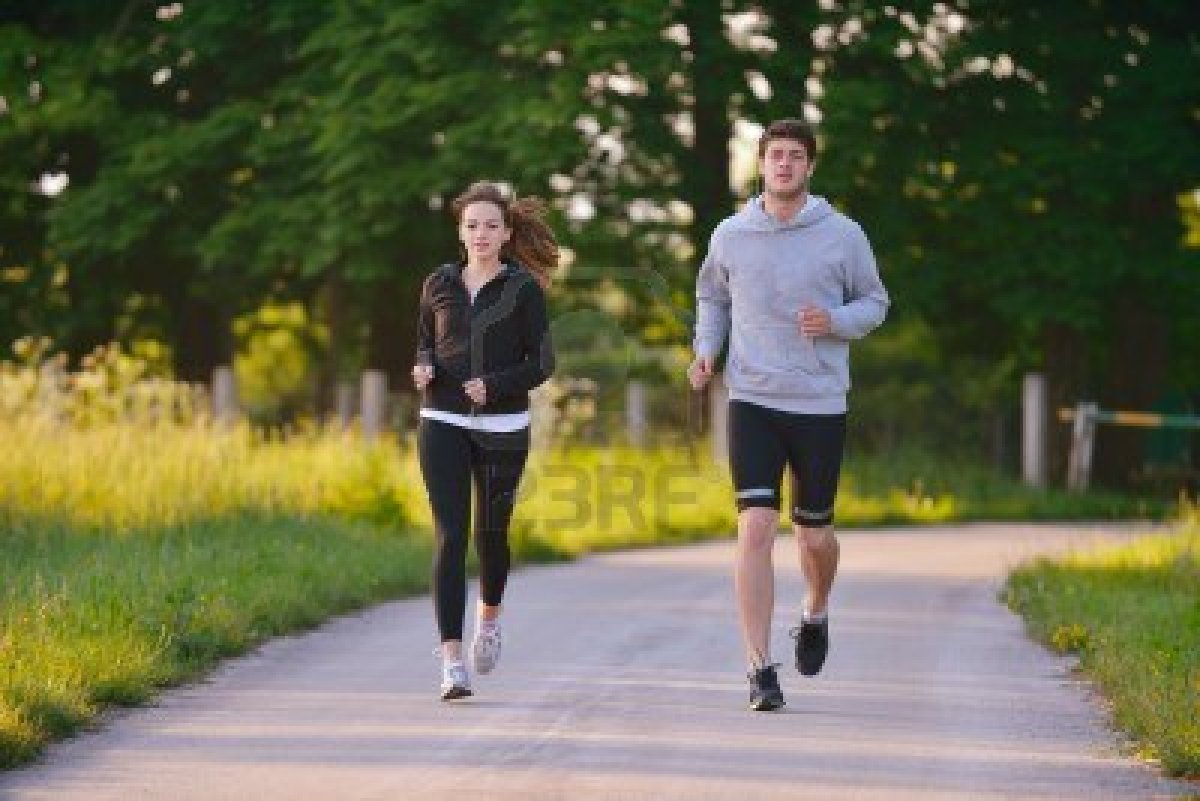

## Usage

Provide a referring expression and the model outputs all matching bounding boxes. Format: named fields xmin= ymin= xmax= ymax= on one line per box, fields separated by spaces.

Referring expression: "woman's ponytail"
xmin=505 ymin=196 xmax=558 ymax=288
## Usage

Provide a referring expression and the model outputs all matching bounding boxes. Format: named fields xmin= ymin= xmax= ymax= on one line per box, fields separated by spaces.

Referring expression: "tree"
xmin=44 ymin=2 xmax=326 ymax=380
xmin=0 ymin=2 xmax=133 ymax=355
xmin=813 ymin=1 xmax=1200 ymax=484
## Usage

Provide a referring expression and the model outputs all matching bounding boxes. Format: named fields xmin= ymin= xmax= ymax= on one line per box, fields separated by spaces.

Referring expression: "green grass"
xmin=838 ymin=447 xmax=1166 ymax=524
xmin=1004 ymin=512 xmax=1200 ymax=777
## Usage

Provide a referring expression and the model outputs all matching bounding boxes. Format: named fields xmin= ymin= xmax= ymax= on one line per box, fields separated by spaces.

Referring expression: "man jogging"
xmin=689 ymin=119 xmax=889 ymax=711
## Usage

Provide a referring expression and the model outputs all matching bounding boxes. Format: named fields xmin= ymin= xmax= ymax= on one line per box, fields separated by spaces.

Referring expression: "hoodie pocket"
xmin=734 ymin=323 xmax=821 ymax=374
xmin=813 ymin=336 xmax=850 ymax=392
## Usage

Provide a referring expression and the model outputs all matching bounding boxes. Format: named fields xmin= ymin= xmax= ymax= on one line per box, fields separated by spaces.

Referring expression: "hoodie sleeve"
xmin=828 ymin=222 xmax=889 ymax=340
xmin=693 ymin=229 xmax=732 ymax=359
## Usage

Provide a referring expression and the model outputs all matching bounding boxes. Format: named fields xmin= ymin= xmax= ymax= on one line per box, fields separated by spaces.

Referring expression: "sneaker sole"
xmin=440 ymin=686 xmax=473 ymax=701
xmin=750 ymin=696 xmax=786 ymax=712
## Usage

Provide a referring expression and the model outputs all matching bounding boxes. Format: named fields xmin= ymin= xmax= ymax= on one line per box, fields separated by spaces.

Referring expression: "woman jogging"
xmin=412 ymin=181 xmax=557 ymax=700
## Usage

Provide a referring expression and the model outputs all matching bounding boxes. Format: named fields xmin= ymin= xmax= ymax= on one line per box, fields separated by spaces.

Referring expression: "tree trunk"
xmin=313 ymin=268 xmax=347 ymax=418
xmin=758 ymin=2 xmax=821 ymax=119
xmin=1093 ymin=294 xmax=1169 ymax=488
xmin=172 ymin=294 xmax=233 ymax=384
xmin=680 ymin=1 xmax=735 ymax=251
xmin=366 ymin=272 xmax=422 ymax=388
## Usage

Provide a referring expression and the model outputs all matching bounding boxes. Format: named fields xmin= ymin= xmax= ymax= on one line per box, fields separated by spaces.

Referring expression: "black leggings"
xmin=418 ymin=417 xmax=530 ymax=642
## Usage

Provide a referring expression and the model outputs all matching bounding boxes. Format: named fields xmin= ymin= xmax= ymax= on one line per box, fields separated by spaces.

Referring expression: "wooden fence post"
xmin=361 ymin=369 xmax=388 ymax=439
xmin=1066 ymin=401 xmax=1099 ymax=492
xmin=626 ymin=380 xmax=648 ymax=447
xmin=1022 ymin=372 xmax=1047 ymax=488
xmin=211 ymin=365 xmax=238 ymax=425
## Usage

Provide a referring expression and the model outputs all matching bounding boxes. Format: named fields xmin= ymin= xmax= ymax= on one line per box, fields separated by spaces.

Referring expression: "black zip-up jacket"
xmin=414 ymin=260 xmax=554 ymax=415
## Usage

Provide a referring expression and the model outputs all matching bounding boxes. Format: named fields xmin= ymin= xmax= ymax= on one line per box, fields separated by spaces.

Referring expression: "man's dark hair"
xmin=757 ymin=119 xmax=817 ymax=161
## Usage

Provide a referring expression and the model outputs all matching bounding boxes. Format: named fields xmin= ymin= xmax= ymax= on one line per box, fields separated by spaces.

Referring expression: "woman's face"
xmin=459 ymin=201 xmax=511 ymax=263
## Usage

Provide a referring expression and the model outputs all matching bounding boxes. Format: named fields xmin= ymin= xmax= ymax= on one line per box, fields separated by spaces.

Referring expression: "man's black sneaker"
xmin=748 ymin=664 xmax=785 ymax=711
xmin=791 ymin=618 xmax=829 ymax=676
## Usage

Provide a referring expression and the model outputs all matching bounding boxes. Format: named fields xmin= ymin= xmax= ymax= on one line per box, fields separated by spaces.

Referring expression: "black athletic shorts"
xmin=728 ymin=399 xmax=847 ymax=527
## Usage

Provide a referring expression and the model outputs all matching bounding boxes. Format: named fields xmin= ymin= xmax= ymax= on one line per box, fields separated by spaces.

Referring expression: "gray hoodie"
xmin=693 ymin=194 xmax=889 ymax=414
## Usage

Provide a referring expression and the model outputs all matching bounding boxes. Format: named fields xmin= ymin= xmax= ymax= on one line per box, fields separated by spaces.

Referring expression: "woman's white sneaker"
xmin=440 ymin=660 xmax=472 ymax=700
xmin=471 ymin=621 xmax=502 ymax=675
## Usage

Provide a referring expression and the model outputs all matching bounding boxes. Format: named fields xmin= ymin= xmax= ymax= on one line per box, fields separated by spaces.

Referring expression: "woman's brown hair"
xmin=451 ymin=181 xmax=559 ymax=288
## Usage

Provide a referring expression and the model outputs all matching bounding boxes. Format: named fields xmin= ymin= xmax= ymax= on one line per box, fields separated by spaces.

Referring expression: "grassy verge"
xmin=839 ymin=447 xmax=1167 ymax=524
xmin=0 ymin=514 xmax=432 ymax=770
xmin=1003 ymin=510 xmax=1200 ymax=777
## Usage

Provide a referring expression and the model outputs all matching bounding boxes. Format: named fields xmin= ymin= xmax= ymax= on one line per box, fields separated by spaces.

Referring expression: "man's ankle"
xmin=803 ymin=607 xmax=828 ymax=623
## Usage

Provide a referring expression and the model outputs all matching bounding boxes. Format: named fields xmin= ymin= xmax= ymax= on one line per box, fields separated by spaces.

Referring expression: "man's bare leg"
xmin=736 ymin=507 xmax=781 ymax=666
xmin=790 ymin=523 xmax=838 ymax=676
xmin=795 ymin=524 xmax=839 ymax=616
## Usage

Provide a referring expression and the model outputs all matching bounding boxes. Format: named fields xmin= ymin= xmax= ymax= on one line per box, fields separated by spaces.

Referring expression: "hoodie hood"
xmin=727 ymin=193 xmax=835 ymax=233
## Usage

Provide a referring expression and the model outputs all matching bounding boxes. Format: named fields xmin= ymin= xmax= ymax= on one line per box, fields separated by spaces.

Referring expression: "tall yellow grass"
xmin=0 ymin=339 xmax=411 ymax=530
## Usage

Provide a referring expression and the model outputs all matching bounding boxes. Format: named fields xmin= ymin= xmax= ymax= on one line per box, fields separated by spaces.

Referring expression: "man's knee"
xmin=739 ymin=507 xmax=779 ymax=550
xmin=797 ymin=523 xmax=836 ymax=550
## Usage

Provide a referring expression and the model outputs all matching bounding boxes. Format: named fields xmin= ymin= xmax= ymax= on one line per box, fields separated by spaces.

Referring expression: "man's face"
xmin=761 ymin=138 xmax=812 ymax=200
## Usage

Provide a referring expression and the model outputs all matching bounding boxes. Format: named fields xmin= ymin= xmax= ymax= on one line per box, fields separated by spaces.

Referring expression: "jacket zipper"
xmin=459 ymin=267 xmax=506 ymax=417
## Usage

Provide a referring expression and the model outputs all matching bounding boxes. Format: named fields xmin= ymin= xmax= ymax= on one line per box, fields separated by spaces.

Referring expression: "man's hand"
xmin=463 ymin=377 xmax=487 ymax=405
xmin=688 ymin=356 xmax=715 ymax=390
xmin=412 ymin=364 xmax=434 ymax=390
xmin=798 ymin=305 xmax=832 ymax=337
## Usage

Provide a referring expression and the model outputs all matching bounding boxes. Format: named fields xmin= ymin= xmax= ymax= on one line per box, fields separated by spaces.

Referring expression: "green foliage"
xmin=821 ymin=2 xmax=1200 ymax=374
xmin=2 ymin=2 xmax=1197 ymax=467
xmin=233 ymin=302 xmax=321 ymax=424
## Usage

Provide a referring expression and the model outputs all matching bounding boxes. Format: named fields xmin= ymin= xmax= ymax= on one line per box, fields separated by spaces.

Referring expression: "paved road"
xmin=2 ymin=524 xmax=1194 ymax=800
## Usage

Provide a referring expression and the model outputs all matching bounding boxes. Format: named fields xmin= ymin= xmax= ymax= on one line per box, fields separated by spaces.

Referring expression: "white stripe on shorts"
xmin=737 ymin=488 xmax=777 ymax=499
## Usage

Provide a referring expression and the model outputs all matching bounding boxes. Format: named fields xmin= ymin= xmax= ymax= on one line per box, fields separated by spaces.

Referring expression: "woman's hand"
xmin=412 ymin=364 xmax=434 ymax=390
xmin=463 ymin=378 xmax=487 ymax=405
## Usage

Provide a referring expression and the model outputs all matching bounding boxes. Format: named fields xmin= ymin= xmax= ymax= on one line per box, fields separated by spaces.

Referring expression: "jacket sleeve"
xmin=693 ymin=229 xmax=731 ymax=359
xmin=481 ymin=279 xmax=555 ymax=399
xmin=414 ymin=276 xmax=435 ymax=367
xmin=828 ymin=222 xmax=889 ymax=340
